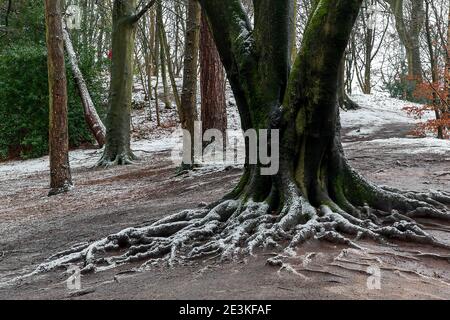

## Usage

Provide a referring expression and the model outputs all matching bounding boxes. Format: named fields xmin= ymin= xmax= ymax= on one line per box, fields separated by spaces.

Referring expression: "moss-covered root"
xmin=337 ymin=164 xmax=450 ymax=222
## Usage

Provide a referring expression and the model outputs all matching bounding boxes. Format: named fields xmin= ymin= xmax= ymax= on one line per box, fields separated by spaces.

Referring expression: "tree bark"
xmin=155 ymin=2 xmax=172 ymax=110
xmin=159 ymin=13 xmax=181 ymax=110
xmin=200 ymin=12 xmax=227 ymax=149
xmin=424 ymin=0 xmax=443 ymax=139
xmin=445 ymin=0 xmax=450 ymax=128
xmin=179 ymin=0 xmax=201 ymax=169
xmin=98 ymin=0 xmax=156 ymax=166
xmin=201 ymin=0 xmax=392 ymax=210
xmin=63 ymin=23 xmax=107 ymax=147
xmin=45 ymin=0 xmax=73 ymax=196
xmin=337 ymin=57 xmax=360 ymax=110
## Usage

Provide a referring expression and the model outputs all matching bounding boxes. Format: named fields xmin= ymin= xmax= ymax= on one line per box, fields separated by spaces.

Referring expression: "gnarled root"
xmin=30 ymin=181 xmax=450 ymax=276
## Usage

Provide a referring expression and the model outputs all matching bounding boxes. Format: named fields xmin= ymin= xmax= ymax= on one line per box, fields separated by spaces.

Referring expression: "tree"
xmin=338 ymin=57 xmax=361 ymax=110
xmin=179 ymin=0 xmax=201 ymax=170
xmin=45 ymin=0 xmax=72 ymax=196
xmin=97 ymin=0 xmax=156 ymax=166
xmin=387 ymin=0 xmax=425 ymax=82
xmin=36 ymin=0 xmax=450 ymax=272
xmin=402 ymin=0 xmax=450 ymax=139
xmin=200 ymin=12 xmax=227 ymax=149
xmin=352 ymin=0 xmax=390 ymax=95
xmin=63 ymin=23 xmax=106 ymax=147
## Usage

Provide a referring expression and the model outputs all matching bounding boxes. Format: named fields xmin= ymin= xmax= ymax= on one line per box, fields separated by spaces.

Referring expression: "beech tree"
xmin=45 ymin=0 xmax=72 ymax=196
xmin=98 ymin=0 xmax=156 ymax=166
xmin=36 ymin=0 xmax=450 ymax=272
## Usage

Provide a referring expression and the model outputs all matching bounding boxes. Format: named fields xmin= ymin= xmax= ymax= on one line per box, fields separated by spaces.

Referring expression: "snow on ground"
xmin=347 ymin=137 xmax=450 ymax=155
xmin=0 ymin=136 xmax=179 ymax=180
xmin=341 ymin=93 xmax=432 ymax=137
xmin=0 ymin=92 xmax=448 ymax=181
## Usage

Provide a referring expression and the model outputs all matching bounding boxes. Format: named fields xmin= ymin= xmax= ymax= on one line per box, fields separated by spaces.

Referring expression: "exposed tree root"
xmin=96 ymin=151 xmax=139 ymax=167
xmin=27 ymin=181 xmax=450 ymax=277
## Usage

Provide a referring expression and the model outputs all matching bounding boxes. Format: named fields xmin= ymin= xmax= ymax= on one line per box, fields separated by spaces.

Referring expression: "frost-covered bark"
xmin=45 ymin=0 xmax=72 ymax=196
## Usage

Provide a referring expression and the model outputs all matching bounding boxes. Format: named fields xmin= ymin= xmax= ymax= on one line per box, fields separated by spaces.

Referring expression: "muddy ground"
xmin=0 ymin=122 xmax=449 ymax=300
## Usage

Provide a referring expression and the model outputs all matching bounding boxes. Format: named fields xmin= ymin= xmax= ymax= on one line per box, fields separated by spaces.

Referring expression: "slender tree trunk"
xmin=5 ymin=0 xmax=12 ymax=28
xmin=289 ymin=0 xmax=298 ymax=64
xmin=179 ymin=0 xmax=201 ymax=169
xmin=200 ymin=13 xmax=227 ymax=149
xmin=159 ymin=38 xmax=172 ymax=109
xmin=425 ymin=0 xmax=443 ymax=139
xmin=388 ymin=0 xmax=424 ymax=82
xmin=100 ymin=0 xmax=137 ymax=165
xmin=445 ymin=0 xmax=450 ymax=131
xmin=63 ymin=23 xmax=107 ymax=147
xmin=363 ymin=26 xmax=373 ymax=94
xmin=160 ymin=17 xmax=181 ymax=110
xmin=337 ymin=57 xmax=360 ymax=110
xmin=147 ymin=10 xmax=156 ymax=103
xmin=156 ymin=3 xmax=172 ymax=110
xmin=45 ymin=0 xmax=72 ymax=196
xmin=154 ymin=11 xmax=161 ymax=127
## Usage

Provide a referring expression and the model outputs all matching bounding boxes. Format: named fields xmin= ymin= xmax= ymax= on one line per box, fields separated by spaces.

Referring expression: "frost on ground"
xmin=341 ymin=94 xmax=433 ymax=138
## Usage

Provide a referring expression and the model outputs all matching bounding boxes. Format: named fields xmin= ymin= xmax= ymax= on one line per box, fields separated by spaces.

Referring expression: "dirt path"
xmin=0 ymin=122 xmax=449 ymax=300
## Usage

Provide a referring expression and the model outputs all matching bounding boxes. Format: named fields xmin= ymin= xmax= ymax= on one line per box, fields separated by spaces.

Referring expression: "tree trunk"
xmin=98 ymin=0 xmax=157 ymax=166
xmin=179 ymin=0 xmax=201 ymax=169
xmin=200 ymin=13 xmax=227 ymax=149
xmin=363 ymin=25 xmax=373 ymax=94
xmin=388 ymin=0 xmax=424 ymax=82
xmin=337 ymin=57 xmax=360 ymax=110
xmin=63 ymin=23 xmax=107 ymax=147
xmin=424 ymin=0 xmax=443 ymax=139
xmin=99 ymin=0 xmax=138 ymax=166
xmin=445 ymin=0 xmax=450 ymax=131
xmin=160 ymin=15 xmax=181 ymax=110
xmin=45 ymin=0 xmax=72 ymax=196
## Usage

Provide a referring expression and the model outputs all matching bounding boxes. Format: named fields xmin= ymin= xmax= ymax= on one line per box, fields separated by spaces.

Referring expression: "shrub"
xmin=0 ymin=44 xmax=106 ymax=160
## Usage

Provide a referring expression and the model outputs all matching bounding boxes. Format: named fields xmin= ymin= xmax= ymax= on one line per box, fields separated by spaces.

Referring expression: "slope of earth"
xmin=0 ymin=94 xmax=449 ymax=300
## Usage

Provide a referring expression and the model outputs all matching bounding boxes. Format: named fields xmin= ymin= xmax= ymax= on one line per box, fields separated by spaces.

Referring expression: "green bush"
xmin=0 ymin=44 xmax=106 ymax=160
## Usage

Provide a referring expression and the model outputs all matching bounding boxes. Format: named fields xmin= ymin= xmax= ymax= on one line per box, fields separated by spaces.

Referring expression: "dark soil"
xmin=0 ymin=124 xmax=449 ymax=300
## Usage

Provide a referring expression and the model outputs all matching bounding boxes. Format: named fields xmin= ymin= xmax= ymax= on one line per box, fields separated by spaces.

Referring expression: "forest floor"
xmin=0 ymin=94 xmax=449 ymax=300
